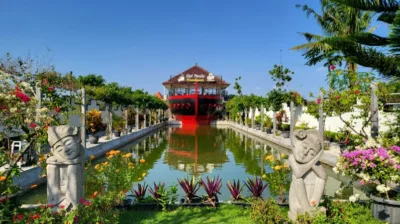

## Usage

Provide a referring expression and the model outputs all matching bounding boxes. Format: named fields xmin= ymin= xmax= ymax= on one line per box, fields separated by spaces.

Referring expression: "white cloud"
xmin=255 ymin=86 xmax=261 ymax=90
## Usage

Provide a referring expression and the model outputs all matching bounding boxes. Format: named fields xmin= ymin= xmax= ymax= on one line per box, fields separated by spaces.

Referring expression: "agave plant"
xmin=201 ymin=176 xmax=222 ymax=206
xmin=178 ymin=176 xmax=201 ymax=203
xmin=132 ymin=183 xmax=148 ymax=201
xmin=244 ymin=177 xmax=268 ymax=198
xmin=148 ymin=182 xmax=166 ymax=200
xmin=227 ymin=179 xmax=244 ymax=201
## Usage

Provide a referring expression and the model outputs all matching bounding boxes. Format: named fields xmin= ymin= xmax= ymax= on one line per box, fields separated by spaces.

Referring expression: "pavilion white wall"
xmin=250 ymin=104 xmax=396 ymax=138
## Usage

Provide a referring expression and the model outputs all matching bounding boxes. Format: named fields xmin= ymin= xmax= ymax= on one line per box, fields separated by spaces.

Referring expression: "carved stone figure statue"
xmin=288 ymin=129 xmax=327 ymax=221
xmin=47 ymin=126 xmax=85 ymax=210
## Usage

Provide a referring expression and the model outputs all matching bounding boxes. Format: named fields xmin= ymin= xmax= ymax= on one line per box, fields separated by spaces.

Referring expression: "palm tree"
xmin=320 ymin=0 xmax=400 ymax=79
xmin=292 ymin=0 xmax=372 ymax=73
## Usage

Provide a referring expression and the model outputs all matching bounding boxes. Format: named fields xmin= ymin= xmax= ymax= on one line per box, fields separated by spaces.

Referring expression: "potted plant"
xmin=281 ymin=124 xmax=290 ymax=138
xmin=201 ymin=176 xmax=222 ymax=207
xmin=264 ymin=116 xmax=273 ymax=134
xmin=335 ymin=141 xmax=400 ymax=223
xmin=178 ymin=176 xmax=202 ymax=204
xmin=86 ymin=109 xmax=103 ymax=144
xmin=264 ymin=153 xmax=290 ymax=205
xmin=112 ymin=114 xmax=124 ymax=137
xmin=244 ymin=177 xmax=268 ymax=199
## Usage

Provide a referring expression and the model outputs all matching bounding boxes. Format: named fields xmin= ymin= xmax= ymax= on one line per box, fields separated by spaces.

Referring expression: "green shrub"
xmin=250 ymin=199 xmax=290 ymax=224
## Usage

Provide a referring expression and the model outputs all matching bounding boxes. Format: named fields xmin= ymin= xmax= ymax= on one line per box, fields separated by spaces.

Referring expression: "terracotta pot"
xmin=371 ymin=195 xmax=400 ymax=224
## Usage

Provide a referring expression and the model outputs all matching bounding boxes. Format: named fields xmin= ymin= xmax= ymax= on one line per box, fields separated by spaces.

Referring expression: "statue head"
xmin=48 ymin=126 xmax=82 ymax=160
xmin=292 ymin=129 xmax=322 ymax=164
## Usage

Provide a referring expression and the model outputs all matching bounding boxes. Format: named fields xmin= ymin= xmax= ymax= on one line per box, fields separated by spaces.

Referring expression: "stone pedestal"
xmin=46 ymin=126 xmax=85 ymax=210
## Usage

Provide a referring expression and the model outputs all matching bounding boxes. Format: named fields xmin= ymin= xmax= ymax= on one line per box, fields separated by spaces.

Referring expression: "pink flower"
xmin=84 ymin=201 xmax=90 ymax=206
xmin=316 ymin=98 xmax=321 ymax=105
xmin=48 ymin=86 xmax=55 ymax=91
xmin=48 ymin=204 xmax=54 ymax=208
xmin=29 ymin=123 xmax=37 ymax=128
xmin=330 ymin=65 xmax=336 ymax=70
xmin=60 ymin=205 xmax=65 ymax=209
xmin=54 ymin=107 xmax=61 ymax=113
xmin=32 ymin=214 xmax=40 ymax=220
xmin=79 ymin=198 xmax=86 ymax=204
xmin=359 ymin=180 xmax=364 ymax=185
xmin=336 ymin=95 xmax=341 ymax=100
xmin=42 ymin=79 xmax=48 ymax=85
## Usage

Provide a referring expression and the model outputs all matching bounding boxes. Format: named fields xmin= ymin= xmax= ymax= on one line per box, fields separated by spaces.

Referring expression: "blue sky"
xmin=0 ymin=0 xmax=390 ymax=98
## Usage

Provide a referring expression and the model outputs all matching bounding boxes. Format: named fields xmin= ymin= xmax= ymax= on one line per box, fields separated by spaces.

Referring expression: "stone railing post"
xmin=80 ymin=88 xmax=86 ymax=149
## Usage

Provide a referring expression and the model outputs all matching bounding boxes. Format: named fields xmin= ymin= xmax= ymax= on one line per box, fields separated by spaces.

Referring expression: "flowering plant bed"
xmin=335 ymin=141 xmax=400 ymax=200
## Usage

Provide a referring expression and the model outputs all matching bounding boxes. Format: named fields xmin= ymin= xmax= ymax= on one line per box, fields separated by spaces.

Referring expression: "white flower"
xmin=39 ymin=107 xmax=48 ymax=113
xmin=376 ymin=184 xmax=390 ymax=193
xmin=10 ymin=107 xmax=18 ymax=113
xmin=365 ymin=138 xmax=380 ymax=148
xmin=333 ymin=167 xmax=339 ymax=174
xmin=391 ymin=175 xmax=399 ymax=181
xmin=349 ymin=194 xmax=360 ymax=203
xmin=336 ymin=188 xmax=343 ymax=196
xmin=359 ymin=173 xmax=371 ymax=182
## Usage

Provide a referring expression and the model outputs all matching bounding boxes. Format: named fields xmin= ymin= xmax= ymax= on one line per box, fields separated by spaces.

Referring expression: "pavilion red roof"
xmin=162 ymin=65 xmax=230 ymax=89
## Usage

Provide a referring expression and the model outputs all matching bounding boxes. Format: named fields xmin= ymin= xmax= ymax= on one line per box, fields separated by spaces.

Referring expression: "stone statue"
xmin=47 ymin=126 xmax=85 ymax=210
xmin=288 ymin=129 xmax=327 ymax=221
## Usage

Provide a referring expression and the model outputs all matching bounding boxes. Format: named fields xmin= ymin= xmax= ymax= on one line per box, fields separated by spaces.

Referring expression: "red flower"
xmin=40 ymin=205 xmax=46 ymax=209
xmin=330 ymin=65 xmax=336 ymax=70
xmin=79 ymin=198 xmax=86 ymax=204
xmin=42 ymin=79 xmax=48 ymax=85
xmin=54 ymin=107 xmax=61 ymax=113
xmin=0 ymin=106 xmax=7 ymax=111
xmin=74 ymin=216 xmax=79 ymax=222
xmin=60 ymin=205 xmax=65 ymax=209
xmin=48 ymin=86 xmax=55 ymax=91
xmin=354 ymin=89 xmax=360 ymax=95
xmin=29 ymin=123 xmax=37 ymax=128
xmin=13 ymin=214 xmax=24 ymax=221
xmin=316 ymin=98 xmax=322 ymax=105
xmin=48 ymin=204 xmax=54 ymax=208
xmin=336 ymin=95 xmax=341 ymax=100
xmin=15 ymin=91 xmax=31 ymax=103
xmin=32 ymin=214 xmax=40 ymax=220
xmin=84 ymin=201 xmax=90 ymax=206
xmin=344 ymin=138 xmax=349 ymax=145
xmin=123 ymin=189 xmax=127 ymax=193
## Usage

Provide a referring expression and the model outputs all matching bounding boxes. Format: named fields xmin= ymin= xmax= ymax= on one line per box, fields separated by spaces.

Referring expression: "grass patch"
xmin=119 ymin=205 xmax=254 ymax=224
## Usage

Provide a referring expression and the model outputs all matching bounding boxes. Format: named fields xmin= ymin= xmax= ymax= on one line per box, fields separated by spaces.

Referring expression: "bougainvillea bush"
xmin=334 ymin=139 xmax=400 ymax=200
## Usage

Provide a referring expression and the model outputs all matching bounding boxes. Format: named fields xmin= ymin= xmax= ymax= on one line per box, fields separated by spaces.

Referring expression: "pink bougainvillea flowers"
xmin=330 ymin=65 xmax=336 ymax=70
xmin=316 ymin=98 xmax=322 ymax=105
xmin=29 ymin=123 xmax=37 ymax=128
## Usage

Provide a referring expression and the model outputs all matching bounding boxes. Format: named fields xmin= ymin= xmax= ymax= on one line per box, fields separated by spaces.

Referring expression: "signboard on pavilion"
xmin=178 ymin=73 xmax=216 ymax=82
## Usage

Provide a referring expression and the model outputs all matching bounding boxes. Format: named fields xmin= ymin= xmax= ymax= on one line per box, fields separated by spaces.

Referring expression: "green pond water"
xmin=20 ymin=126 xmax=351 ymax=204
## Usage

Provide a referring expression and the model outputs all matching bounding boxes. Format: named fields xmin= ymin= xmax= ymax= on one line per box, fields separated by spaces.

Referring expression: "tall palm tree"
xmin=292 ymin=0 xmax=372 ymax=73
xmin=321 ymin=0 xmax=400 ymax=79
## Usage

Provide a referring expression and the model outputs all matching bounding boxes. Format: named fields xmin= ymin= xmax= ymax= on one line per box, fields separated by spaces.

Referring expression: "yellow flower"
xmin=124 ymin=153 xmax=132 ymax=158
xmin=140 ymin=158 xmax=145 ymax=164
xmin=115 ymin=169 xmax=120 ymax=173
xmin=0 ymin=176 xmax=6 ymax=182
xmin=90 ymin=155 xmax=95 ymax=160
xmin=31 ymin=184 xmax=37 ymax=189
xmin=38 ymin=157 xmax=45 ymax=162
xmin=281 ymin=153 xmax=286 ymax=159
xmin=274 ymin=165 xmax=282 ymax=171
xmin=265 ymin=155 xmax=274 ymax=161
xmin=142 ymin=173 xmax=146 ymax=177
xmin=284 ymin=163 xmax=289 ymax=168
xmin=108 ymin=155 xmax=114 ymax=159
xmin=128 ymin=162 xmax=134 ymax=168
xmin=262 ymin=174 xmax=267 ymax=179
xmin=138 ymin=177 xmax=142 ymax=181
xmin=94 ymin=164 xmax=100 ymax=170
xmin=113 ymin=150 xmax=121 ymax=155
